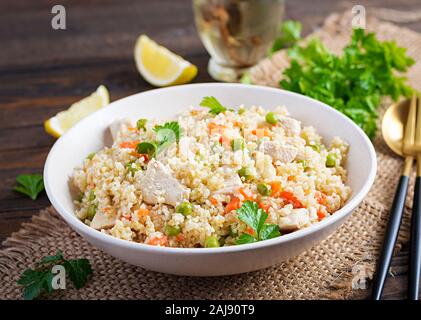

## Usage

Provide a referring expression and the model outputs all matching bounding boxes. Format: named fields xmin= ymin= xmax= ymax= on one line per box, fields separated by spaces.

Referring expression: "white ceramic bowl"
xmin=44 ymin=83 xmax=376 ymax=276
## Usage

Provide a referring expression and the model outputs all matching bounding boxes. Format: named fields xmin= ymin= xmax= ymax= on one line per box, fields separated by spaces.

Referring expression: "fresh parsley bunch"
xmin=236 ymin=201 xmax=281 ymax=244
xmin=17 ymin=250 xmax=92 ymax=300
xmin=280 ymin=28 xmax=415 ymax=139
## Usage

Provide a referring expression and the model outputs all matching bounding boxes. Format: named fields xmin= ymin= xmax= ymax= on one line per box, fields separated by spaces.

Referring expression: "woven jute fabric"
xmin=1 ymin=11 xmax=421 ymax=300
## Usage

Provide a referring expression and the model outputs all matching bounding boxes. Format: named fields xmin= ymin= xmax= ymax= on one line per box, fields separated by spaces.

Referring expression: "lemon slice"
xmin=44 ymin=85 xmax=110 ymax=138
xmin=134 ymin=34 xmax=197 ymax=87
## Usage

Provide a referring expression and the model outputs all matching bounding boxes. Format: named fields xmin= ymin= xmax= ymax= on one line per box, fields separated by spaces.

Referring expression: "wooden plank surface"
xmin=1 ymin=0 xmax=421 ymax=300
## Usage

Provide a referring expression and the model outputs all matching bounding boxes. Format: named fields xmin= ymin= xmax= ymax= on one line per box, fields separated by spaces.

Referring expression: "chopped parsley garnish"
xmin=136 ymin=121 xmax=181 ymax=158
xmin=17 ymin=250 xmax=92 ymax=300
xmin=235 ymin=201 xmax=281 ymax=245
xmin=13 ymin=174 xmax=44 ymax=200
xmin=200 ymin=96 xmax=227 ymax=115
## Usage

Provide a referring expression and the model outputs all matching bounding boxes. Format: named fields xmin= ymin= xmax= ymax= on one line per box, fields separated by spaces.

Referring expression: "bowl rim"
xmin=44 ymin=83 xmax=377 ymax=255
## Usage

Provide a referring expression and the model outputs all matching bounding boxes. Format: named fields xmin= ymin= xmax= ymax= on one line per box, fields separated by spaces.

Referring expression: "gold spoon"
xmin=374 ymin=95 xmax=420 ymax=300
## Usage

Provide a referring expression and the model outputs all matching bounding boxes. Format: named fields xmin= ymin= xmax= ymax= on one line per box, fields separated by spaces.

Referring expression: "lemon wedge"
xmin=134 ymin=35 xmax=197 ymax=87
xmin=44 ymin=85 xmax=110 ymax=138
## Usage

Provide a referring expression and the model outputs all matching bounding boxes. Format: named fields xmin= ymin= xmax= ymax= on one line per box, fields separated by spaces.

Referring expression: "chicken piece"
xmin=260 ymin=141 xmax=298 ymax=163
xmin=214 ymin=173 xmax=243 ymax=194
xmin=139 ymin=159 xmax=190 ymax=207
xmin=103 ymin=119 xmax=131 ymax=147
xmin=278 ymin=208 xmax=310 ymax=232
xmin=279 ymin=116 xmax=301 ymax=136
xmin=255 ymin=151 xmax=277 ymax=179
xmin=90 ymin=211 xmax=116 ymax=230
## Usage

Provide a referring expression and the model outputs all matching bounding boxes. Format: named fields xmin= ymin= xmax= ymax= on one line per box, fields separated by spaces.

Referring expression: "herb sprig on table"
xmin=235 ymin=201 xmax=281 ymax=245
xmin=17 ymin=250 xmax=92 ymax=300
xmin=13 ymin=174 xmax=45 ymax=200
xmin=270 ymin=20 xmax=302 ymax=54
xmin=280 ymin=28 xmax=415 ymax=139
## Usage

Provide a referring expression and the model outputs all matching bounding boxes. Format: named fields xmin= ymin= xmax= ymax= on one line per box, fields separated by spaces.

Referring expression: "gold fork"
xmin=373 ymin=93 xmax=421 ymax=300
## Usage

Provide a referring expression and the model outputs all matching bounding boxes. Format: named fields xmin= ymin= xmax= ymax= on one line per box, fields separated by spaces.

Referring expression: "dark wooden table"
xmin=1 ymin=0 xmax=421 ymax=300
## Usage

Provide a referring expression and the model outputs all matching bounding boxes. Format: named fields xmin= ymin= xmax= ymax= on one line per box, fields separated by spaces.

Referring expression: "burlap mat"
xmin=1 ymin=10 xmax=421 ymax=300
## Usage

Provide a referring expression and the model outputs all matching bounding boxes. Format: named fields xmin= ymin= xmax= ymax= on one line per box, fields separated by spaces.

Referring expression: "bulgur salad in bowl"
xmin=44 ymin=83 xmax=376 ymax=275
xmin=71 ymin=96 xmax=351 ymax=248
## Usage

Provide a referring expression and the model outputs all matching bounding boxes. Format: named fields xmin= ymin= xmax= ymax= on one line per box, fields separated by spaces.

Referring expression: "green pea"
xmin=86 ymin=205 xmax=97 ymax=220
xmin=238 ymin=167 xmax=254 ymax=181
xmin=136 ymin=118 xmax=148 ymax=130
xmin=88 ymin=190 xmax=96 ymax=201
xmin=257 ymin=183 xmax=272 ymax=196
xmin=164 ymin=225 xmax=181 ymax=236
xmin=87 ymin=152 xmax=96 ymax=160
xmin=205 ymin=236 xmax=220 ymax=248
xmin=265 ymin=112 xmax=278 ymax=125
xmin=231 ymin=138 xmax=245 ymax=151
xmin=326 ymin=153 xmax=337 ymax=167
xmin=176 ymin=202 xmax=193 ymax=216
xmin=77 ymin=192 xmax=84 ymax=202
xmin=238 ymin=108 xmax=246 ymax=115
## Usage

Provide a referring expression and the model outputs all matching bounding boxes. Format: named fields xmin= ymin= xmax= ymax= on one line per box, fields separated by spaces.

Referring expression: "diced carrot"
xmin=120 ymin=141 xmax=139 ymax=149
xmin=191 ymin=110 xmax=199 ymax=116
xmin=314 ymin=191 xmax=327 ymax=205
xmin=208 ymin=122 xmax=225 ymax=135
xmin=287 ymin=176 xmax=295 ymax=181
xmin=219 ymin=135 xmax=231 ymax=147
xmin=251 ymin=128 xmax=271 ymax=139
xmin=175 ymin=234 xmax=185 ymax=242
xmin=225 ymin=196 xmax=241 ymax=214
xmin=279 ymin=191 xmax=304 ymax=209
xmin=147 ymin=235 xmax=168 ymax=246
xmin=239 ymin=188 xmax=255 ymax=201
xmin=258 ymin=201 xmax=271 ymax=213
xmin=130 ymin=152 xmax=149 ymax=162
xmin=317 ymin=209 xmax=326 ymax=221
xmin=233 ymin=121 xmax=241 ymax=127
xmin=137 ymin=208 xmax=150 ymax=218
xmin=245 ymin=227 xmax=255 ymax=236
xmin=209 ymin=196 xmax=219 ymax=206
xmin=127 ymin=127 xmax=139 ymax=132
xmin=269 ymin=181 xmax=282 ymax=197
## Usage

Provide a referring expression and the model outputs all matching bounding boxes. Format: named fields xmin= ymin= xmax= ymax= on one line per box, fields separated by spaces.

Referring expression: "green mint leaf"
xmin=236 ymin=200 xmax=267 ymax=235
xmin=236 ymin=233 xmax=258 ymax=245
xmin=200 ymin=96 xmax=227 ymax=115
xmin=13 ymin=174 xmax=44 ymax=200
xmin=63 ymin=259 xmax=93 ymax=289
xmin=154 ymin=121 xmax=181 ymax=142
xmin=259 ymin=224 xmax=281 ymax=241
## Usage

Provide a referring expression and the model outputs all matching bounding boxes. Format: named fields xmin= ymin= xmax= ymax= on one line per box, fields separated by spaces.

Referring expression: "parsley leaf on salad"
xmin=235 ymin=201 xmax=281 ymax=245
xmin=200 ymin=96 xmax=227 ymax=115
xmin=13 ymin=174 xmax=44 ymax=200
